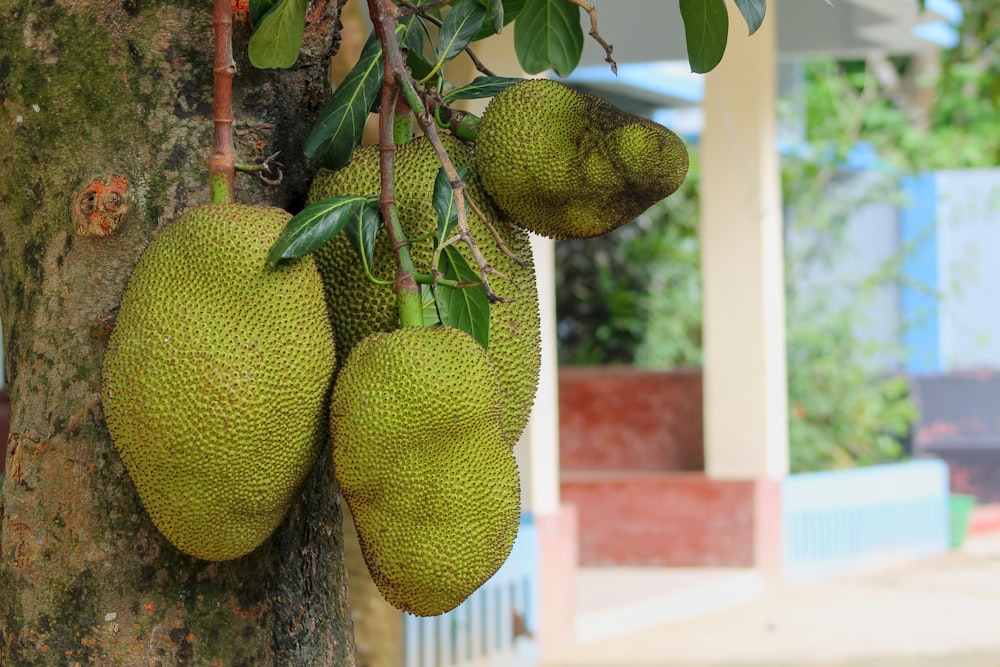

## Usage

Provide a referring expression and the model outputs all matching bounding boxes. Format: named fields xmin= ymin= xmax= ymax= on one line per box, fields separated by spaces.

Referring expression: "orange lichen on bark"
xmin=232 ymin=0 xmax=251 ymax=25
xmin=72 ymin=174 xmax=130 ymax=237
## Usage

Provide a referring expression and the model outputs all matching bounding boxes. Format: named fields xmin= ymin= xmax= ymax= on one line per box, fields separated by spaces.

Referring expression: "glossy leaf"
xmin=249 ymin=0 xmax=278 ymax=28
xmin=472 ymin=0 xmax=525 ymax=40
xmin=734 ymin=0 xmax=766 ymax=35
xmin=267 ymin=196 xmax=369 ymax=265
xmin=435 ymin=246 xmax=490 ymax=349
xmin=247 ymin=0 xmax=307 ymax=69
xmin=303 ymin=33 xmax=383 ymax=168
xmin=476 ymin=0 xmax=504 ymax=34
xmin=421 ymin=285 xmax=443 ymax=327
xmin=343 ymin=201 xmax=382 ymax=279
xmin=423 ymin=0 xmax=486 ymax=81
xmin=513 ymin=0 xmax=584 ymax=77
xmin=403 ymin=18 xmax=437 ymax=81
xmin=443 ymin=76 xmax=524 ymax=102
xmin=432 ymin=165 xmax=469 ymax=245
xmin=679 ymin=0 xmax=729 ymax=74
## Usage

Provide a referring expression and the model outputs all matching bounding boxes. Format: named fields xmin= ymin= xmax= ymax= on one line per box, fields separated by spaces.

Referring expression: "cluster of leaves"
xmin=237 ymin=0 xmax=771 ymax=348
xmin=247 ymin=0 xmax=769 ymax=80
xmin=802 ymin=1 xmax=1000 ymax=170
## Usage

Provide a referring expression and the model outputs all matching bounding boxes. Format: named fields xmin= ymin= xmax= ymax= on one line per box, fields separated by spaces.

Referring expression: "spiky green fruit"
xmin=308 ymin=134 xmax=540 ymax=446
xmin=475 ymin=78 xmax=690 ymax=240
xmin=331 ymin=326 xmax=520 ymax=617
xmin=102 ymin=204 xmax=336 ymax=561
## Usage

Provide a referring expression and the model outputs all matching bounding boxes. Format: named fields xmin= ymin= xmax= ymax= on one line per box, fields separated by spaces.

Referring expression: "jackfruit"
xmin=330 ymin=326 xmax=520 ymax=617
xmin=102 ymin=203 xmax=336 ymax=561
xmin=308 ymin=134 xmax=540 ymax=446
xmin=475 ymin=78 xmax=689 ymax=240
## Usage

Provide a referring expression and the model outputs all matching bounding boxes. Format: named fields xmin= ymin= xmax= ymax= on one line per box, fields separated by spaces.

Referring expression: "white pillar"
xmin=700 ymin=2 xmax=789 ymax=479
xmin=516 ymin=234 xmax=560 ymax=514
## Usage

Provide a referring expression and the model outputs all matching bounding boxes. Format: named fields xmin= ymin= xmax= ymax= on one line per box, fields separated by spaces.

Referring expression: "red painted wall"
xmin=562 ymin=471 xmax=757 ymax=566
xmin=558 ymin=367 xmax=704 ymax=472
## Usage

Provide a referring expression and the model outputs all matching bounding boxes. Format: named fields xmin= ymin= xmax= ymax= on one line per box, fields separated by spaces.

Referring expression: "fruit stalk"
xmin=369 ymin=0 xmax=423 ymax=328
xmin=209 ymin=0 xmax=237 ymax=204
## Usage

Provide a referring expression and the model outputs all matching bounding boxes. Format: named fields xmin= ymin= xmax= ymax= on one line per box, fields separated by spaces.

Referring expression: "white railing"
xmin=782 ymin=460 xmax=950 ymax=580
xmin=404 ymin=515 xmax=540 ymax=667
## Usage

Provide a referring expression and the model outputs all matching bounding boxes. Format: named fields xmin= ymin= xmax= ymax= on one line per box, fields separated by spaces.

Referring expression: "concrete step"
xmin=572 ymin=567 xmax=764 ymax=645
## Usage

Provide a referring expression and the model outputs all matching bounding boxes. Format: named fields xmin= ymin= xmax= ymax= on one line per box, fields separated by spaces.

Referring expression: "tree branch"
xmin=369 ymin=0 xmax=424 ymax=328
xmin=209 ymin=0 xmax=237 ymax=204
xmin=566 ymin=0 xmax=616 ymax=74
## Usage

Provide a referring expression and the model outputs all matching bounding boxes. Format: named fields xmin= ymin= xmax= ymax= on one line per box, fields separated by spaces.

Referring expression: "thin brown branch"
xmin=236 ymin=151 xmax=283 ymax=186
xmin=396 ymin=2 xmax=496 ymax=77
xmin=464 ymin=194 xmax=526 ymax=271
xmin=567 ymin=0 xmax=617 ymax=74
xmin=464 ymin=46 xmax=496 ymax=78
xmin=407 ymin=84 xmax=509 ymax=302
xmin=372 ymin=0 xmax=513 ymax=301
xmin=370 ymin=0 xmax=415 ymax=289
xmin=396 ymin=0 xmax=455 ymax=16
xmin=208 ymin=0 xmax=237 ymax=203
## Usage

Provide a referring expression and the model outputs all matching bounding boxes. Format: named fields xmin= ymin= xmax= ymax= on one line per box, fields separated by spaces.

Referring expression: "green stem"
xmin=412 ymin=273 xmax=476 ymax=288
xmin=370 ymin=0 xmax=423 ymax=329
xmin=394 ymin=93 xmax=413 ymax=145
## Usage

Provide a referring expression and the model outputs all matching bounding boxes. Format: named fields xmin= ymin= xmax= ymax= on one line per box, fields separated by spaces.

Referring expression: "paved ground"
xmin=545 ymin=536 xmax=1000 ymax=667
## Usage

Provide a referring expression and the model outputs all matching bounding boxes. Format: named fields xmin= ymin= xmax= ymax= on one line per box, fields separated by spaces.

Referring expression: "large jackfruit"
xmin=102 ymin=204 xmax=336 ymax=561
xmin=331 ymin=326 xmax=520 ymax=617
xmin=475 ymin=78 xmax=689 ymax=240
xmin=308 ymin=134 xmax=540 ymax=446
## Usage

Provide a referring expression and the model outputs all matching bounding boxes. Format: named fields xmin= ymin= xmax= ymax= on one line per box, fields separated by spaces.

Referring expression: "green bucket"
xmin=949 ymin=493 xmax=977 ymax=548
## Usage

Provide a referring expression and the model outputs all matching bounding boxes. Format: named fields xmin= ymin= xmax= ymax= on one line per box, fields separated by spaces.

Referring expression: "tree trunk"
xmin=0 ymin=0 xmax=358 ymax=663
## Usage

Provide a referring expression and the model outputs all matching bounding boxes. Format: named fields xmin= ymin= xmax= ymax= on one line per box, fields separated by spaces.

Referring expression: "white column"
xmin=517 ymin=234 xmax=560 ymax=514
xmin=700 ymin=2 xmax=789 ymax=479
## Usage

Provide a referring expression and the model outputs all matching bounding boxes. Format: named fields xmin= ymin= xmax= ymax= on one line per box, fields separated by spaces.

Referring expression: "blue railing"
xmin=403 ymin=515 xmax=540 ymax=667
xmin=782 ymin=460 xmax=950 ymax=580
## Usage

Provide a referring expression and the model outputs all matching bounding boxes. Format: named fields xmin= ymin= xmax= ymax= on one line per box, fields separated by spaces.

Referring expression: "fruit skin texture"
xmin=308 ymin=134 xmax=541 ymax=446
xmin=475 ymin=78 xmax=690 ymax=240
xmin=102 ymin=203 xmax=336 ymax=561
xmin=331 ymin=326 xmax=521 ymax=617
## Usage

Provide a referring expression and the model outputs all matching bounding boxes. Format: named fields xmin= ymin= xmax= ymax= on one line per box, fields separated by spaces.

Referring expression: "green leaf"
xmin=432 ymin=165 xmax=469 ymax=245
xmin=247 ymin=0 xmax=307 ymax=69
xmin=734 ymin=0 xmax=766 ymax=35
xmin=472 ymin=0 xmax=525 ymax=40
xmin=267 ymin=195 xmax=370 ymax=265
xmin=343 ymin=201 xmax=382 ymax=278
xmin=435 ymin=246 xmax=490 ymax=349
xmin=249 ymin=0 xmax=278 ymax=28
xmin=443 ymin=76 xmax=524 ymax=102
xmin=513 ymin=0 xmax=584 ymax=77
xmin=476 ymin=0 xmax=504 ymax=34
xmin=422 ymin=0 xmax=487 ymax=82
xmin=402 ymin=17 xmax=437 ymax=81
xmin=421 ymin=284 xmax=443 ymax=327
xmin=679 ymin=0 xmax=729 ymax=74
xmin=303 ymin=33 xmax=383 ymax=167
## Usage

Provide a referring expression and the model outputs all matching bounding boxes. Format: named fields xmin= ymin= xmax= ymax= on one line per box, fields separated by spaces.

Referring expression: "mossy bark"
xmin=0 ymin=0 xmax=357 ymax=664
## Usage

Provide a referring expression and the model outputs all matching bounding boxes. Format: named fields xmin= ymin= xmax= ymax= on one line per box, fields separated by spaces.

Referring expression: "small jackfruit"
xmin=102 ymin=203 xmax=336 ymax=561
xmin=308 ymin=134 xmax=540 ymax=446
xmin=330 ymin=326 xmax=520 ymax=617
xmin=475 ymin=78 xmax=690 ymax=240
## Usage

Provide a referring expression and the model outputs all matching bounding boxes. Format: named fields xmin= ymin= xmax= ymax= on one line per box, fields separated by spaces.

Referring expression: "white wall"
xmin=936 ymin=169 xmax=1000 ymax=370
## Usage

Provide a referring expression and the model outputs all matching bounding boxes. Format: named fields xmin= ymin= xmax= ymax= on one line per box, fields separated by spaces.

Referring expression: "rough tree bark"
xmin=0 ymin=0 xmax=358 ymax=663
